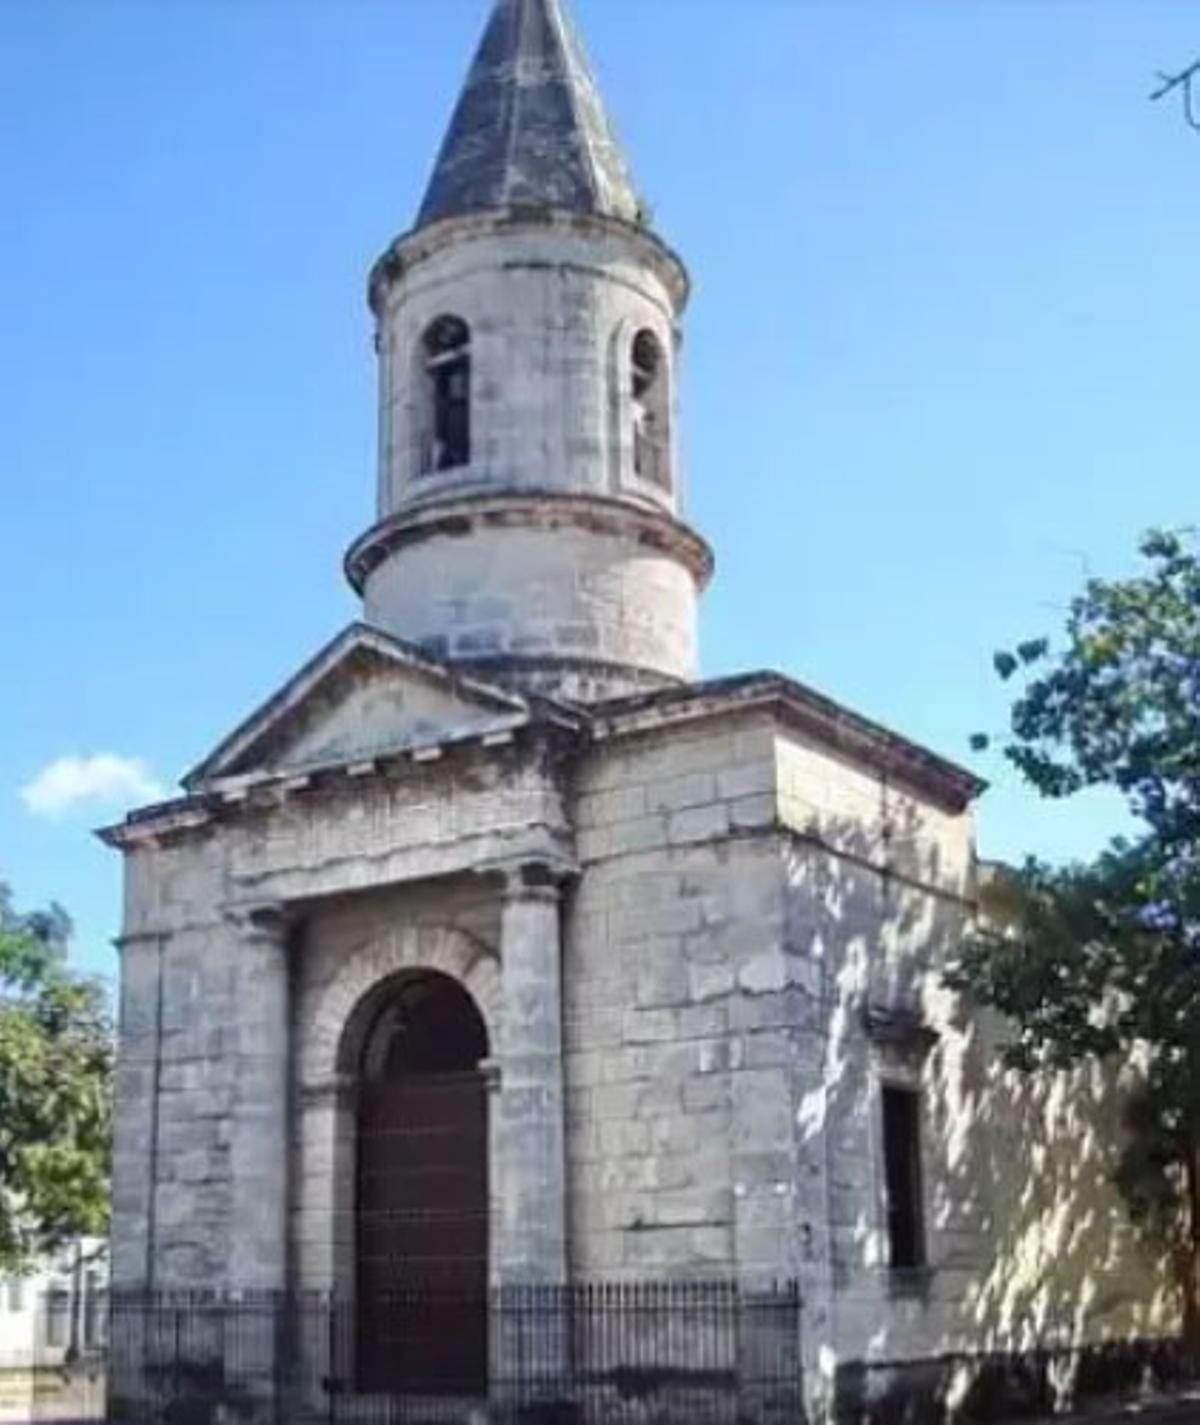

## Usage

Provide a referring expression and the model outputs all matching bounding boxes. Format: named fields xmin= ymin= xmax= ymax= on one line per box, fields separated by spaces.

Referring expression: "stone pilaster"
xmin=294 ymin=1074 xmax=356 ymax=1296
xmin=478 ymin=1057 xmax=504 ymax=1288
xmin=495 ymin=862 xmax=569 ymax=1284
xmin=110 ymin=931 xmax=166 ymax=1292
xmin=227 ymin=904 xmax=291 ymax=1294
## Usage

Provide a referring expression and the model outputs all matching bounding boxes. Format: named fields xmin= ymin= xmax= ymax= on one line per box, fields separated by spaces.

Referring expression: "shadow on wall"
xmin=782 ymin=799 xmax=1182 ymax=1422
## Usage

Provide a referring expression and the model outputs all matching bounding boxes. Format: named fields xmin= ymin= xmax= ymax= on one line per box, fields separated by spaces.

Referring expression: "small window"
xmin=631 ymin=329 xmax=670 ymax=489
xmin=881 ymin=1084 xmax=926 ymax=1270
xmin=44 ymin=1290 xmax=69 ymax=1348
xmin=83 ymin=1273 xmax=105 ymax=1348
xmin=420 ymin=315 xmax=471 ymax=475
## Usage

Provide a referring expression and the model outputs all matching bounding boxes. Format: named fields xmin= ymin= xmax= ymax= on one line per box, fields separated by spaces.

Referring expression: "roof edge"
xmin=592 ymin=671 xmax=987 ymax=813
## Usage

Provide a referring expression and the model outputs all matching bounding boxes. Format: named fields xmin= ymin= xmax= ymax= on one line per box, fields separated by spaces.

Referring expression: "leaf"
xmin=969 ymin=733 xmax=991 ymax=753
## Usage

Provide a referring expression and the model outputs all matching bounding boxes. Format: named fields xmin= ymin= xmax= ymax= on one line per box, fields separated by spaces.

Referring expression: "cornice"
xmin=456 ymin=653 xmax=682 ymax=696
xmin=96 ymin=707 xmax=587 ymax=853
xmin=368 ymin=207 xmax=689 ymax=317
xmin=345 ymin=490 xmax=715 ymax=595
xmin=592 ymin=674 xmax=986 ymax=816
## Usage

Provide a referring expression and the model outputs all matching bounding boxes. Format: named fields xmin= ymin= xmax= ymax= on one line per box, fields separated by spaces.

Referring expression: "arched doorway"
xmin=356 ymin=971 xmax=490 ymax=1394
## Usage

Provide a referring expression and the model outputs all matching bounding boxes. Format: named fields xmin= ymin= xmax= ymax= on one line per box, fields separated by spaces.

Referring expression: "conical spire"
xmin=418 ymin=0 xmax=643 ymax=229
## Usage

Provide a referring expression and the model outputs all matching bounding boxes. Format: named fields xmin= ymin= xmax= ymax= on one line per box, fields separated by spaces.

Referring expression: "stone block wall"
xmin=564 ymin=712 xmax=806 ymax=1281
xmin=372 ymin=218 xmax=682 ymax=517
xmin=111 ymin=838 xmax=233 ymax=1292
xmin=111 ymin=734 xmax=567 ymax=1296
xmin=771 ymin=720 xmax=1181 ymax=1407
xmin=360 ymin=510 xmax=701 ymax=684
xmin=776 ymin=730 xmax=1009 ymax=1380
xmin=356 ymin=209 xmax=708 ymax=700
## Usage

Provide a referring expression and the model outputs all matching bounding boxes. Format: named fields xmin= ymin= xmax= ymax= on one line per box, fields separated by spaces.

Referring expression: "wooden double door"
xmin=354 ymin=974 xmax=490 ymax=1395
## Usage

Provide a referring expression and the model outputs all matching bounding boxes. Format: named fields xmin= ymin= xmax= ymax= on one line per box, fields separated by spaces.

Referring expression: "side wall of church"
xmin=774 ymin=728 xmax=1181 ymax=1408
xmin=564 ymin=712 xmax=806 ymax=1282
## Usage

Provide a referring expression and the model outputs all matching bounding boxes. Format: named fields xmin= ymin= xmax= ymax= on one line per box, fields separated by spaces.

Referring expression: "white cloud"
xmin=21 ymin=754 xmax=166 ymax=818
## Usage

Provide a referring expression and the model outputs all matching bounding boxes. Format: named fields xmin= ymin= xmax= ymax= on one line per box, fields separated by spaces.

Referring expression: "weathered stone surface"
xmin=417 ymin=0 xmax=643 ymax=228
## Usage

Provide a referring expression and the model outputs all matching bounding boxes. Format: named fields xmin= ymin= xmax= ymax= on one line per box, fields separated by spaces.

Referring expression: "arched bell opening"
xmin=631 ymin=328 xmax=671 ymax=490
xmin=417 ymin=315 xmax=472 ymax=476
xmin=355 ymin=970 xmax=490 ymax=1395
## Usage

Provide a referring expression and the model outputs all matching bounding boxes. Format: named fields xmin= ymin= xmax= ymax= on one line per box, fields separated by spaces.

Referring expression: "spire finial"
xmin=418 ymin=0 xmax=643 ymax=228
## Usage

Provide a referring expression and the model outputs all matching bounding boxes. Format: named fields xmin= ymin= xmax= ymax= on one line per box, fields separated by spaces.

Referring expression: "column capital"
xmin=112 ymin=929 xmax=169 ymax=954
xmin=478 ymin=1057 xmax=503 ymax=1094
xmin=299 ymin=1073 xmax=357 ymax=1109
xmin=487 ymin=856 xmax=577 ymax=903
xmin=223 ymin=901 xmax=293 ymax=942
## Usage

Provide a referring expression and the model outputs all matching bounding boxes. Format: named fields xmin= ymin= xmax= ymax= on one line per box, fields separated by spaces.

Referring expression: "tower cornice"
xmin=368 ymin=207 xmax=689 ymax=319
xmin=345 ymin=491 xmax=714 ymax=598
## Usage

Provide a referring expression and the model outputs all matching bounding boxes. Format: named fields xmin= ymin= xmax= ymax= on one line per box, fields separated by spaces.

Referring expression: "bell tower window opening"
xmin=631 ymin=328 xmax=670 ymax=489
xmin=420 ymin=315 xmax=471 ymax=475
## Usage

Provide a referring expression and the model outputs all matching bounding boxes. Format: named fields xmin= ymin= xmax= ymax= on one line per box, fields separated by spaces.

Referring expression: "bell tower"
xmin=346 ymin=0 xmax=712 ymax=701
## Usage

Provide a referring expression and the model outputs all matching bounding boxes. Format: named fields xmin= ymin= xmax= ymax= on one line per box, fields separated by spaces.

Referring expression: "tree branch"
xmin=1151 ymin=61 xmax=1200 ymax=132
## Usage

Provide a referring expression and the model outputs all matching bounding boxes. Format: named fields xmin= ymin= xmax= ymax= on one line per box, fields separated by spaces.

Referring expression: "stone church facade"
xmin=103 ymin=1 xmax=1177 ymax=1419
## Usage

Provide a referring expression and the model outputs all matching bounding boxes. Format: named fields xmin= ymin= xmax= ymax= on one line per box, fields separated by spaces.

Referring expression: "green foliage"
xmin=0 ymin=884 xmax=113 ymax=1271
xmin=952 ymin=529 xmax=1200 ymax=1344
xmin=995 ymin=527 xmax=1200 ymax=831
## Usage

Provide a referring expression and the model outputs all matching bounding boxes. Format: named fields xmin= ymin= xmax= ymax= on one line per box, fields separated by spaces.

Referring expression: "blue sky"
xmin=1 ymin=0 xmax=1197 ymax=985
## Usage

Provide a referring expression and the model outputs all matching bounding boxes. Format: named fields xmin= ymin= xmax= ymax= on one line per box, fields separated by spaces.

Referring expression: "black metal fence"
xmin=29 ymin=1282 xmax=804 ymax=1423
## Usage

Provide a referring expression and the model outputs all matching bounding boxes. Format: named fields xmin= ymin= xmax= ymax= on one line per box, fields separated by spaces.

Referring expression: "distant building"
xmin=0 ymin=1240 xmax=107 ymax=1366
xmin=100 ymin=1 xmax=1178 ymax=1420
xmin=0 ymin=1241 xmax=106 ymax=1424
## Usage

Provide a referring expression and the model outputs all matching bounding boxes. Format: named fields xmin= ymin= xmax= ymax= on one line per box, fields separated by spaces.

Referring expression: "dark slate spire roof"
xmin=417 ymin=0 xmax=643 ymax=229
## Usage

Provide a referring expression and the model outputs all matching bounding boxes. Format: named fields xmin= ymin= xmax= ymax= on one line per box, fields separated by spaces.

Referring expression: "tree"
xmin=0 ymin=885 xmax=113 ymax=1272
xmin=950 ymin=529 xmax=1200 ymax=1352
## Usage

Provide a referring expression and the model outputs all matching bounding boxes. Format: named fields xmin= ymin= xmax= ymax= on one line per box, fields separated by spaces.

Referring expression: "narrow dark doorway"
xmin=356 ymin=972 xmax=489 ymax=1394
xmin=881 ymin=1084 xmax=926 ymax=1271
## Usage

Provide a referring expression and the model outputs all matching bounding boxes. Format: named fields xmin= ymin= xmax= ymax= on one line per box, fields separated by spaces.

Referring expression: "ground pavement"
xmin=1034 ymin=1388 xmax=1200 ymax=1423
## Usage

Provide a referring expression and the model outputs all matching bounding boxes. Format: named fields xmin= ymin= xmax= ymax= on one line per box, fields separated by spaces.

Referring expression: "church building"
xmin=102 ymin=1 xmax=1176 ymax=1420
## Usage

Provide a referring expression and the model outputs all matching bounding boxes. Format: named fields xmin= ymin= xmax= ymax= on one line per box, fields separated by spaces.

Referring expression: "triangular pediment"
xmin=184 ymin=624 xmax=528 ymax=790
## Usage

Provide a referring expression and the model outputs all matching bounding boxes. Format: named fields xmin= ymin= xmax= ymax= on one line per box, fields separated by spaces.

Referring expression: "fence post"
xmin=326 ymin=1293 xmax=339 ymax=1425
xmin=174 ymin=1301 xmax=183 ymax=1410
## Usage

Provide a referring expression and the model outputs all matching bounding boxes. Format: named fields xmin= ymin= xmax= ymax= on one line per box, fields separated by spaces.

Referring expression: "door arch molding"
xmin=292 ymin=925 xmax=501 ymax=1307
xmin=298 ymin=923 xmax=501 ymax=1092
